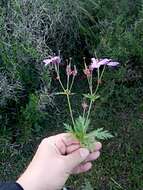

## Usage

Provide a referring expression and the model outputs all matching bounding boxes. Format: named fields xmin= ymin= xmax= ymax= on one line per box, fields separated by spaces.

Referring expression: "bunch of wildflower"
xmin=43 ymin=56 xmax=120 ymax=150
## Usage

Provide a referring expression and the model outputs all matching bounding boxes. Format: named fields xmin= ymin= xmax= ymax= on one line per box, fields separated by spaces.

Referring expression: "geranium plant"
xmin=43 ymin=56 xmax=119 ymax=150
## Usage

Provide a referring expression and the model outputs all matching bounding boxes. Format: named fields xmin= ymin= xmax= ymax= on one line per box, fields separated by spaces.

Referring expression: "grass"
xmin=0 ymin=69 xmax=143 ymax=190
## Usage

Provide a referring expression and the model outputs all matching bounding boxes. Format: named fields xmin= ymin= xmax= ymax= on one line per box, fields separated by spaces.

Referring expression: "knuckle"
xmin=41 ymin=138 xmax=49 ymax=144
xmin=39 ymin=138 xmax=50 ymax=148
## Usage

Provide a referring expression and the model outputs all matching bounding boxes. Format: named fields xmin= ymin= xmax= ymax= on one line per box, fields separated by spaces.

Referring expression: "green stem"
xmin=87 ymin=75 xmax=92 ymax=94
xmin=87 ymin=77 xmax=90 ymax=90
xmin=83 ymin=108 xmax=86 ymax=118
xmin=66 ymin=94 xmax=75 ymax=127
xmin=69 ymin=76 xmax=75 ymax=92
xmin=100 ymin=65 xmax=106 ymax=80
xmin=94 ymin=65 xmax=106 ymax=95
xmin=55 ymin=63 xmax=75 ymax=128
xmin=94 ymin=67 xmax=100 ymax=95
xmin=85 ymin=70 xmax=93 ymax=121
xmin=55 ymin=64 xmax=65 ymax=91
xmin=59 ymin=78 xmax=65 ymax=91
xmin=67 ymin=75 xmax=70 ymax=90
xmin=94 ymin=81 xmax=100 ymax=95
xmin=86 ymin=68 xmax=99 ymax=121
xmin=85 ymin=63 xmax=106 ymax=122
xmin=90 ymin=71 xmax=93 ymax=94
xmin=86 ymin=100 xmax=93 ymax=121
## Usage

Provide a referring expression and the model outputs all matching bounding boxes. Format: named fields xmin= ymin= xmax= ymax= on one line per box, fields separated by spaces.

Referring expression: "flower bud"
xmin=66 ymin=65 xmax=72 ymax=76
xmin=82 ymin=101 xmax=88 ymax=110
xmin=97 ymin=79 xmax=102 ymax=84
xmin=83 ymin=68 xmax=91 ymax=77
xmin=72 ymin=65 xmax=78 ymax=76
xmin=56 ymin=76 xmax=60 ymax=80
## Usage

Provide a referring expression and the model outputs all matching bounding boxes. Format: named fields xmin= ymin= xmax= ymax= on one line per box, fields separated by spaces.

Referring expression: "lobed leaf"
xmin=87 ymin=128 xmax=114 ymax=140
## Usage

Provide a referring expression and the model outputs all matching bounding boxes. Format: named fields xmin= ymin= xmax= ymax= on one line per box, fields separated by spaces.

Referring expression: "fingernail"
xmin=96 ymin=142 xmax=102 ymax=150
xmin=80 ymin=148 xmax=89 ymax=159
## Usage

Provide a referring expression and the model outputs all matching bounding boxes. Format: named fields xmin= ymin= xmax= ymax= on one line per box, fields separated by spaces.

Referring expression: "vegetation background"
xmin=0 ymin=0 xmax=143 ymax=189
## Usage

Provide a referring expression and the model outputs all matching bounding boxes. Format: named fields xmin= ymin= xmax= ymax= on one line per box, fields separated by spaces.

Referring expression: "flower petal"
xmin=107 ymin=62 xmax=120 ymax=66
xmin=98 ymin=58 xmax=111 ymax=65
xmin=90 ymin=63 xmax=100 ymax=69
xmin=91 ymin=58 xmax=99 ymax=63
xmin=91 ymin=58 xmax=100 ymax=69
xmin=43 ymin=56 xmax=61 ymax=66
xmin=51 ymin=56 xmax=61 ymax=64
xmin=43 ymin=59 xmax=52 ymax=66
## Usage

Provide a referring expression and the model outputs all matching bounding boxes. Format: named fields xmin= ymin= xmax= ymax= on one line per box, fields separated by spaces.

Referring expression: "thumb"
xmin=64 ymin=148 xmax=89 ymax=171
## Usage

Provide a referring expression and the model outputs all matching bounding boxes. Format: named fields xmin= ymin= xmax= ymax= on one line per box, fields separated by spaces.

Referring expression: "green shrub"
xmin=18 ymin=94 xmax=40 ymax=142
xmin=86 ymin=0 xmax=143 ymax=65
xmin=0 ymin=0 xmax=143 ymax=141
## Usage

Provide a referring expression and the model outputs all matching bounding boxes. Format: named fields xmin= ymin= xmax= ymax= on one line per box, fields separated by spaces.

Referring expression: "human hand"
xmin=17 ymin=133 xmax=102 ymax=190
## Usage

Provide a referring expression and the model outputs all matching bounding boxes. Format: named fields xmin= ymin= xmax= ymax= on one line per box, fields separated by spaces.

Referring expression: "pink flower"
xmin=66 ymin=65 xmax=72 ymax=76
xmin=83 ymin=68 xmax=91 ymax=77
xmin=98 ymin=58 xmax=111 ymax=65
xmin=43 ymin=56 xmax=61 ymax=66
xmin=72 ymin=65 xmax=78 ymax=76
xmin=43 ymin=58 xmax=52 ymax=66
xmin=90 ymin=58 xmax=119 ymax=69
xmin=90 ymin=58 xmax=111 ymax=69
xmin=107 ymin=62 xmax=120 ymax=66
xmin=90 ymin=58 xmax=100 ymax=69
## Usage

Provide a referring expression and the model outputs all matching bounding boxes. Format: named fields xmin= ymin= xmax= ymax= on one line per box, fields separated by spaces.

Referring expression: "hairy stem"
xmin=66 ymin=94 xmax=75 ymax=127
xmin=69 ymin=75 xmax=75 ymax=92
xmin=59 ymin=78 xmax=65 ymax=91
xmin=86 ymin=100 xmax=93 ymax=121
xmin=55 ymin=64 xmax=65 ymax=91
xmin=94 ymin=65 xmax=106 ymax=95
xmin=67 ymin=75 xmax=70 ymax=90
xmin=86 ymin=68 xmax=100 ymax=121
xmin=83 ymin=108 xmax=86 ymax=118
xmin=100 ymin=65 xmax=106 ymax=80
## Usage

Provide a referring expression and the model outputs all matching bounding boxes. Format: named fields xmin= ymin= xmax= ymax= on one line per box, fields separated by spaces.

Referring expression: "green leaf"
xmin=64 ymin=123 xmax=73 ymax=132
xmin=64 ymin=116 xmax=90 ymax=144
xmin=74 ymin=116 xmax=90 ymax=133
xmin=64 ymin=119 xmax=113 ymax=151
xmin=83 ymin=94 xmax=100 ymax=101
xmin=87 ymin=128 xmax=114 ymax=140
